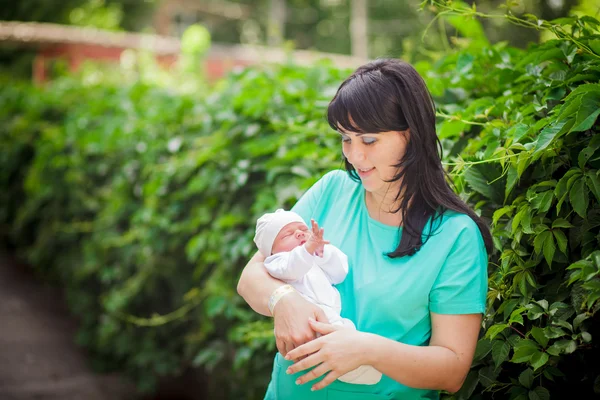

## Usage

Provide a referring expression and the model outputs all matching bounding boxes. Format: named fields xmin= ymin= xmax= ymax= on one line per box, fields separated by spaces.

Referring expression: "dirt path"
xmin=0 ymin=251 xmax=136 ymax=400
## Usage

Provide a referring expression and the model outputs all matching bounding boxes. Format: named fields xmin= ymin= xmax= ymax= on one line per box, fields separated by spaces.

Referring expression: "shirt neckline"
xmin=359 ymin=188 xmax=403 ymax=232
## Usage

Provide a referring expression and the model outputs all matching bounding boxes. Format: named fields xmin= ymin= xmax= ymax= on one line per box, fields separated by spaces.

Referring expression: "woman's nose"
xmin=345 ymin=144 xmax=365 ymax=163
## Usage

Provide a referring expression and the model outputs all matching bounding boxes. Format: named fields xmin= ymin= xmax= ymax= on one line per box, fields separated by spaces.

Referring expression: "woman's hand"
xmin=273 ymin=292 xmax=329 ymax=358
xmin=284 ymin=318 xmax=372 ymax=391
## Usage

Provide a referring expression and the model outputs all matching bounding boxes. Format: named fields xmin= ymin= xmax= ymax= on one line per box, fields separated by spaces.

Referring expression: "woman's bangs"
xmin=327 ymin=76 xmax=407 ymax=134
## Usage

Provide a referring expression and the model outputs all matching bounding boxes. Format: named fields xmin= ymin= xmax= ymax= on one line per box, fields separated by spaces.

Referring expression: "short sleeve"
xmin=291 ymin=170 xmax=343 ymax=225
xmin=429 ymin=218 xmax=488 ymax=315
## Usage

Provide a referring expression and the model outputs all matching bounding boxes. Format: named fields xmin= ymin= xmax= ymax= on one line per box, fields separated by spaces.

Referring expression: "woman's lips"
xmin=357 ymin=167 xmax=375 ymax=178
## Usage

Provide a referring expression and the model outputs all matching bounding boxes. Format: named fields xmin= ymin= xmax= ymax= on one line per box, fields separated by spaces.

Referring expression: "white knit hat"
xmin=254 ymin=209 xmax=306 ymax=256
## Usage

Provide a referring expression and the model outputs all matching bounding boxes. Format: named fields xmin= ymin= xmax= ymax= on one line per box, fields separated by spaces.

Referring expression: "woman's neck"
xmin=364 ymin=190 xmax=404 ymax=226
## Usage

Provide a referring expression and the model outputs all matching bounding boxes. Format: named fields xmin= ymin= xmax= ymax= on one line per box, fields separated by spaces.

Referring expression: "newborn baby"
xmin=254 ymin=209 xmax=382 ymax=385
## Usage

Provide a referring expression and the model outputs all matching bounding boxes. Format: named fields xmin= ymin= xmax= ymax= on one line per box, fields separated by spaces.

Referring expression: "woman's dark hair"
xmin=327 ymin=58 xmax=493 ymax=258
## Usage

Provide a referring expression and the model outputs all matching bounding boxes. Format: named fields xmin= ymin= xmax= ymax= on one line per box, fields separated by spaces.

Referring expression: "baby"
xmin=254 ymin=209 xmax=382 ymax=385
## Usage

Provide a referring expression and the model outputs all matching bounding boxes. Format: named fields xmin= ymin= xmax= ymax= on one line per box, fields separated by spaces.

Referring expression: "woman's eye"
xmin=362 ymin=138 xmax=377 ymax=145
xmin=341 ymin=136 xmax=351 ymax=143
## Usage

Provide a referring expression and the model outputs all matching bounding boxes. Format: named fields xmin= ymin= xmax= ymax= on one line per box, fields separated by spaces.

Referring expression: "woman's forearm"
xmin=365 ymin=334 xmax=468 ymax=393
xmin=237 ymin=251 xmax=286 ymax=317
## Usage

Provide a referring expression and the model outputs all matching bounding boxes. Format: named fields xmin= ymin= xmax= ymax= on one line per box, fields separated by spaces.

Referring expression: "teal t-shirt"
xmin=264 ymin=170 xmax=488 ymax=400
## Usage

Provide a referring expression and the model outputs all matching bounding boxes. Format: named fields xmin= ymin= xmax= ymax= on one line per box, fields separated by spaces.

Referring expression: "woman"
xmin=237 ymin=59 xmax=493 ymax=400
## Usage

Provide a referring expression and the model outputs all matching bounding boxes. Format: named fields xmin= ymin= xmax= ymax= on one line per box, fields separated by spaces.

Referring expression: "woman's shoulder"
xmin=424 ymin=211 xmax=487 ymax=257
xmin=434 ymin=210 xmax=484 ymax=239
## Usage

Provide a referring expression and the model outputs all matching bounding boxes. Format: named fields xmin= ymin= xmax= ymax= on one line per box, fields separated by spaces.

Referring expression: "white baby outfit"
xmin=254 ymin=209 xmax=382 ymax=385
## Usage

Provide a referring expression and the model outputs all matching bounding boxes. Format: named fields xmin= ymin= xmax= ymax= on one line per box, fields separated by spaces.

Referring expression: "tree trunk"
xmin=350 ymin=0 xmax=368 ymax=58
xmin=267 ymin=0 xmax=285 ymax=46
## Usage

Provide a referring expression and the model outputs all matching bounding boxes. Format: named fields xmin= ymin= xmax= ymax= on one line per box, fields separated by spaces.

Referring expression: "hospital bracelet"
xmin=268 ymin=284 xmax=296 ymax=316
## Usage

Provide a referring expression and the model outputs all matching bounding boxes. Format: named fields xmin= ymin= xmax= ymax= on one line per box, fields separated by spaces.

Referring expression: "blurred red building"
xmin=0 ymin=21 xmax=364 ymax=84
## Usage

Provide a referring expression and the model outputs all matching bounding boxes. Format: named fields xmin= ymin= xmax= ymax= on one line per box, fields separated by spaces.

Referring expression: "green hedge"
xmin=1 ymin=9 xmax=599 ymax=400
xmin=0 ymin=61 xmax=349 ymax=397
xmin=420 ymin=4 xmax=600 ymax=399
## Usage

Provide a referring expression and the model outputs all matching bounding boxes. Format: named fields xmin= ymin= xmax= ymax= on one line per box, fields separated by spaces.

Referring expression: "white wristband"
xmin=268 ymin=284 xmax=295 ymax=316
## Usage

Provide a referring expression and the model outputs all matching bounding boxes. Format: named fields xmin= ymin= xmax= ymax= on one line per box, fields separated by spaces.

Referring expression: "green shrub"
xmin=423 ymin=2 xmax=600 ymax=398
xmin=0 ymin=61 xmax=350 ymax=396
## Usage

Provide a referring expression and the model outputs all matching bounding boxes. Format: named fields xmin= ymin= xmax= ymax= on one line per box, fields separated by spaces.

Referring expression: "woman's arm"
xmin=237 ymin=250 xmax=284 ymax=317
xmin=366 ymin=313 xmax=481 ymax=392
xmin=286 ymin=312 xmax=481 ymax=393
xmin=237 ymin=250 xmax=330 ymax=356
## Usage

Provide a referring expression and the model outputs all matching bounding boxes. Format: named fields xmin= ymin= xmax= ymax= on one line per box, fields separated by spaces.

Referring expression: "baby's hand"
xmin=306 ymin=219 xmax=329 ymax=257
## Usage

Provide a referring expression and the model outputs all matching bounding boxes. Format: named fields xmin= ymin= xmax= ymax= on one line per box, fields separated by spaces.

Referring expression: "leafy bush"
xmin=0 ymin=61 xmax=349 ymax=396
xmin=422 ymin=2 xmax=600 ymax=398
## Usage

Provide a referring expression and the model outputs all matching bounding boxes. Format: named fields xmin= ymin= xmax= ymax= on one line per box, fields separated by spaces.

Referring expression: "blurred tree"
xmin=458 ymin=0 xmax=582 ymax=47
xmin=0 ymin=0 xmax=157 ymax=78
xmin=267 ymin=0 xmax=286 ymax=46
xmin=0 ymin=0 xmax=88 ymax=24
xmin=0 ymin=0 xmax=156 ymax=29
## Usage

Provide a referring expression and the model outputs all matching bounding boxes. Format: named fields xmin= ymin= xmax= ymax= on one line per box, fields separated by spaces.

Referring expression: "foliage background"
xmin=1 ymin=1 xmax=600 ymax=399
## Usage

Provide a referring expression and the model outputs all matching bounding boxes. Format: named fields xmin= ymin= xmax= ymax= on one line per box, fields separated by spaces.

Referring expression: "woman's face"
xmin=339 ymin=128 xmax=408 ymax=197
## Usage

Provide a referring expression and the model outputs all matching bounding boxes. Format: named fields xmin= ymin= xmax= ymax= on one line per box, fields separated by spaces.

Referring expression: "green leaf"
xmin=519 ymin=368 xmax=534 ymax=388
xmin=439 ymin=120 xmax=466 ymax=139
xmin=534 ymin=231 xmax=551 ymax=255
xmin=579 ymin=148 xmax=597 ymax=169
xmin=510 ymin=309 xmax=525 ymax=325
xmin=445 ymin=15 xmax=489 ymax=48
xmin=571 ymin=102 xmax=600 ymax=133
xmin=536 ymin=299 xmax=549 ymax=311
xmin=555 ymin=169 xmax=582 ymax=213
xmin=531 ymin=191 xmax=553 ymax=213
xmin=573 ymin=313 xmax=589 ymax=330
xmin=581 ymin=331 xmax=592 ymax=343
xmin=530 ymin=326 xmax=549 ymax=348
xmin=506 ymin=165 xmax=519 ymax=200
xmin=546 ymin=343 xmax=562 ymax=356
xmin=552 ymin=218 xmax=574 ymax=229
xmin=513 ymin=207 xmax=530 ymax=234
xmin=463 ymin=163 xmax=504 ymax=203
xmin=521 ymin=207 xmax=534 ymax=233
xmin=569 ymin=177 xmax=589 ymax=218
xmin=492 ymin=340 xmax=511 ymax=369
xmin=530 ymin=351 xmax=549 ymax=371
xmin=512 ymin=340 xmax=539 ymax=363
xmin=548 ymin=339 xmax=577 ymax=355
xmin=486 ymin=323 xmax=509 ymax=340
xmin=553 ymin=229 xmax=568 ymax=254
xmin=493 ymin=205 xmax=514 ymax=225
xmin=544 ymin=326 xmax=567 ymax=339
xmin=502 ymin=299 xmax=520 ymax=321
xmin=557 ymin=93 xmax=583 ymax=121
xmin=553 ymin=320 xmax=573 ymax=331
xmin=517 ymin=151 xmax=531 ymax=178
xmin=533 ymin=121 xmax=567 ymax=158
xmin=586 ymin=171 xmax=600 ymax=203
xmin=473 ymin=339 xmax=493 ymax=361
xmin=529 ymin=386 xmax=550 ymax=400
xmin=561 ymin=83 xmax=600 ymax=106
xmin=527 ymin=303 xmax=545 ymax=320
xmin=478 ymin=365 xmax=500 ymax=388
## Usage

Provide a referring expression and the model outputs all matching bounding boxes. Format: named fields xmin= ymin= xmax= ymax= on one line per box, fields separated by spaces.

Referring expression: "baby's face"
xmin=271 ymin=222 xmax=309 ymax=254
